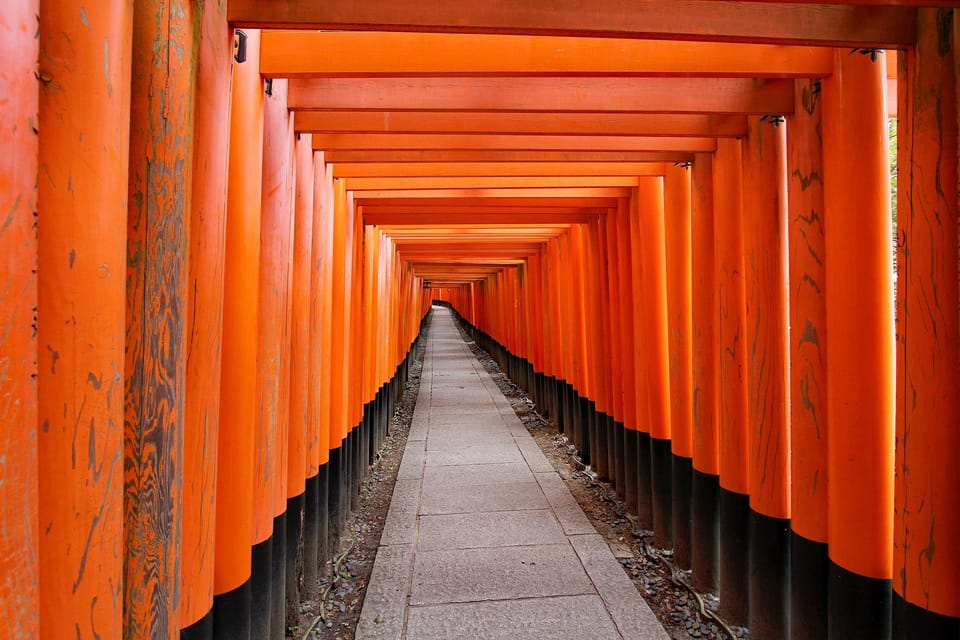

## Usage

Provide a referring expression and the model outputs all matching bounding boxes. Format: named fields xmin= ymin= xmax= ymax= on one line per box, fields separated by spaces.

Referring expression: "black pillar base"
xmin=672 ymin=455 xmax=693 ymax=570
xmin=317 ymin=463 xmax=329 ymax=565
xmin=748 ymin=510 xmax=790 ymax=640
xmin=213 ymin=581 xmax=251 ymax=640
xmin=285 ymin=493 xmax=304 ymax=627
xmin=828 ymin=560 xmax=891 ymax=640
xmin=612 ymin=419 xmax=624 ymax=499
xmin=250 ymin=535 xmax=272 ymax=640
xmin=893 ymin=594 xmax=959 ymax=639
xmin=691 ymin=468 xmax=720 ymax=593
xmin=595 ymin=408 xmax=609 ymax=480
xmin=623 ymin=428 xmax=639 ymax=516
xmin=303 ymin=474 xmax=320 ymax=596
xmin=650 ymin=437 xmax=673 ymax=550
xmin=327 ymin=447 xmax=343 ymax=554
xmin=719 ymin=488 xmax=750 ymax=626
xmin=270 ymin=512 xmax=286 ymax=640
xmin=791 ymin=530 xmax=828 ymax=640
xmin=180 ymin=608 xmax=213 ymax=640
xmin=636 ymin=431 xmax=654 ymax=530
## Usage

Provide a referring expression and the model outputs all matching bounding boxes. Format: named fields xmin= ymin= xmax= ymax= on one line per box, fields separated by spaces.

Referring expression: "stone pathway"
xmin=356 ymin=307 xmax=669 ymax=640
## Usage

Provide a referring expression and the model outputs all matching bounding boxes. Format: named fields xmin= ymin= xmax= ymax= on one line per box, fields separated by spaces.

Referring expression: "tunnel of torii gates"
xmin=2 ymin=1 xmax=960 ymax=640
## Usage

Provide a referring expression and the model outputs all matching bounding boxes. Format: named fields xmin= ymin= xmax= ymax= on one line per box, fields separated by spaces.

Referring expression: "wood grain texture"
xmin=288 ymin=136 xmax=314 ymax=492
xmin=690 ymin=154 xmax=720 ymax=477
xmin=894 ymin=9 xmax=960 ymax=617
xmin=180 ymin=0 xmax=231 ymax=627
xmin=254 ymin=77 xmax=294 ymax=543
xmin=713 ymin=139 xmax=750 ymax=495
xmin=124 ymin=0 xmax=196 ymax=635
xmin=787 ymin=79 xmax=828 ymax=544
xmin=37 ymin=1 xmax=131 ymax=637
xmin=0 ymin=3 xmax=39 ymax=638
xmin=741 ymin=116 xmax=790 ymax=520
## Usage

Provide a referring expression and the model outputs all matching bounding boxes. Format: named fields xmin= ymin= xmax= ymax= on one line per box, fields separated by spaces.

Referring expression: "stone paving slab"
xmin=358 ymin=307 xmax=668 ymax=640
xmin=405 ymin=595 xmax=623 ymax=640
xmin=419 ymin=480 xmax=548 ymax=515
xmin=409 ymin=544 xmax=595 ymax=605
xmin=417 ymin=509 xmax=567 ymax=551
xmin=570 ymin=534 xmax=670 ymax=640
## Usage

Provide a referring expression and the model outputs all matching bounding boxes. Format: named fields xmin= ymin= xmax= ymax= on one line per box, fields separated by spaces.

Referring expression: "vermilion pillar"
xmin=664 ymin=164 xmax=694 ymax=569
xmin=894 ymin=9 xmax=960 ymax=637
xmin=628 ymin=193 xmax=654 ymax=530
xmin=288 ymin=134 xmax=314 ymax=615
xmin=125 ymin=1 xmax=196 ymax=635
xmin=180 ymin=0 xmax=231 ymax=635
xmin=0 ymin=4 xmax=38 ymax=638
xmin=635 ymin=178 xmax=673 ymax=550
xmin=37 ymin=2 xmax=131 ymax=637
xmin=787 ymin=77 xmax=829 ymax=640
xmin=251 ymin=76 xmax=294 ymax=640
xmin=690 ymin=153 xmax=721 ymax=594
xmin=215 ymin=27 xmax=264 ymax=640
xmin=822 ymin=47 xmax=895 ymax=640
xmin=714 ymin=138 xmax=750 ymax=626
xmin=741 ymin=115 xmax=791 ymax=640
xmin=615 ymin=200 xmax=641 ymax=515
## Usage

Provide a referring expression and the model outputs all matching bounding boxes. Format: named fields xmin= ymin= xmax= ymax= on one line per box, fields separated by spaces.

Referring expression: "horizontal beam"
xmin=345 ymin=176 xmax=643 ymax=191
xmin=326 ymin=150 xmax=695 ymax=163
xmin=229 ymin=1 xmax=916 ymax=47
xmin=314 ymin=134 xmax=717 ymax=152
xmin=363 ymin=211 xmax=597 ymax=225
xmin=335 ymin=162 xmax=668 ymax=178
xmin=261 ymin=31 xmax=835 ymax=78
xmin=295 ymin=111 xmax=747 ymax=137
xmin=290 ymin=77 xmax=794 ymax=114
xmin=354 ymin=188 xmax=631 ymax=201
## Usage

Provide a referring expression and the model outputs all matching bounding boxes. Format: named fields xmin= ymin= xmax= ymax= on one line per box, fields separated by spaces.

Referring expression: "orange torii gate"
xmin=1 ymin=3 xmax=958 ymax=640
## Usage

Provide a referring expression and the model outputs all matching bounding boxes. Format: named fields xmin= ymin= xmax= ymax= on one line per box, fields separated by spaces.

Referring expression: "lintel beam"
xmin=326 ymin=150 xmax=694 ymax=163
xmin=290 ymin=77 xmax=794 ymax=114
xmin=229 ymin=1 xmax=916 ymax=48
xmin=295 ymin=112 xmax=747 ymax=137
xmin=313 ymin=134 xmax=717 ymax=152
xmin=261 ymin=31 xmax=835 ymax=78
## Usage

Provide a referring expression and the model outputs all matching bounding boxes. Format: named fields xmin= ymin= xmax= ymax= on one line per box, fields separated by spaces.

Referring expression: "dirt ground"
xmin=289 ymin=311 xmax=747 ymax=640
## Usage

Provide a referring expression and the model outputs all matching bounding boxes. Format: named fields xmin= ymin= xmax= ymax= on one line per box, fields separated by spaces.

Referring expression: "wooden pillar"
xmin=787 ymin=77 xmax=829 ymax=640
xmin=894 ymin=9 xmax=960 ymax=637
xmin=214 ymin=27 xmax=264 ymax=640
xmin=125 ymin=1 xmax=197 ymax=635
xmin=615 ymin=201 xmax=641 ymax=516
xmin=0 ymin=4 xmax=38 ymax=638
xmin=691 ymin=153 xmax=721 ymax=594
xmin=628 ymin=192 xmax=654 ymax=530
xmin=251 ymin=76 xmax=293 ymax=640
xmin=822 ymin=47 xmax=895 ymax=640
xmin=714 ymin=138 xmax=750 ymax=626
xmin=285 ymin=133 xmax=313 ymax=626
xmin=664 ymin=164 xmax=694 ymax=569
xmin=741 ymin=115 xmax=791 ymax=640
xmin=308 ymin=154 xmax=332 ymax=583
xmin=636 ymin=178 xmax=674 ymax=549
xmin=37 ymin=2 xmax=131 ymax=637
xmin=180 ymin=1 xmax=231 ymax=636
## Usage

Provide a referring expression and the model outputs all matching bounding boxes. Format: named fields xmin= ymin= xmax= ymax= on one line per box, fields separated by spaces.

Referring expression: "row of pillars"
xmin=0 ymin=3 xmax=431 ymax=639
xmin=441 ymin=26 xmax=960 ymax=640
